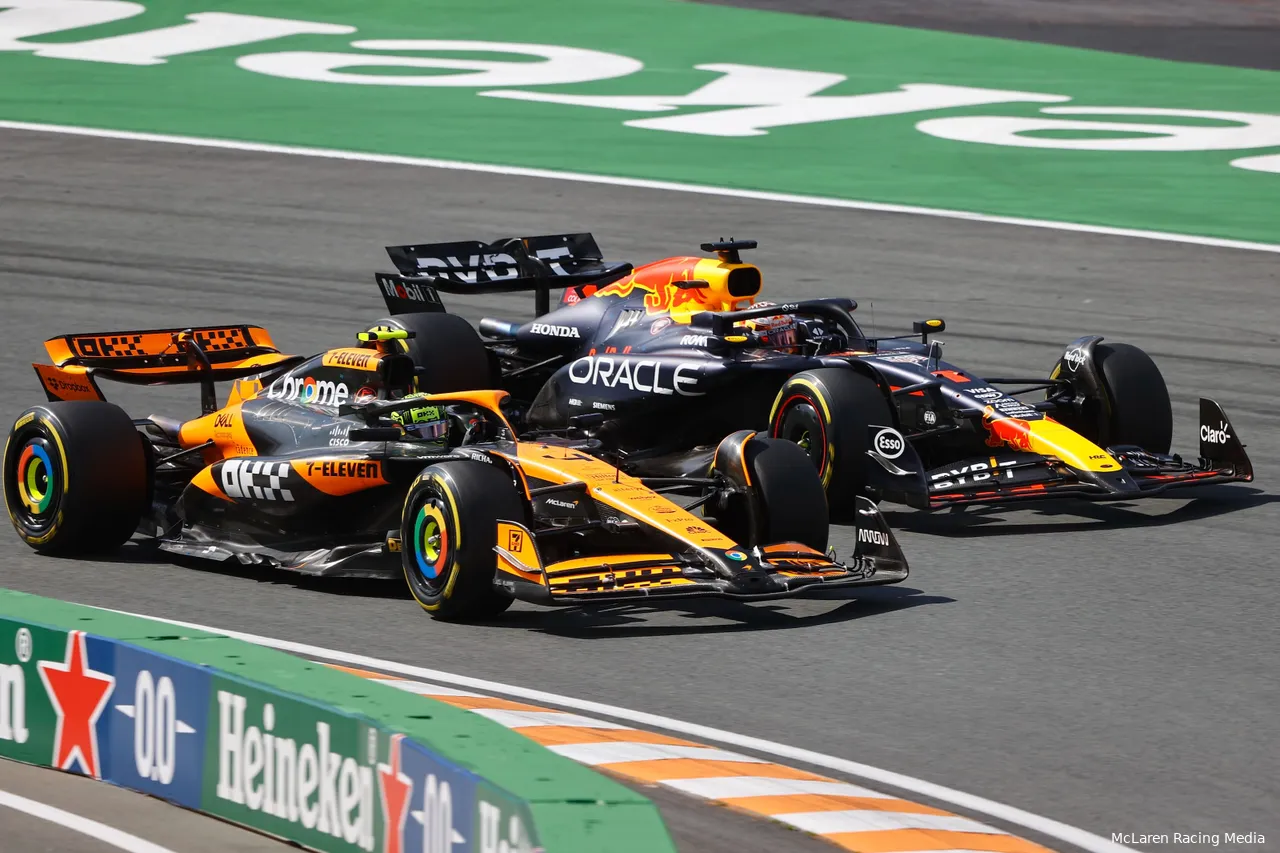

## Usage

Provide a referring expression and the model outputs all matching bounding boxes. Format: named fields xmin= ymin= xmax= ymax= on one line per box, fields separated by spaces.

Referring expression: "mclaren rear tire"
xmin=371 ymin=313 xmax=493 ymax=393
xmin=769 ymin=368 xmax=892 ymax=518
xmin=400 ymin=460 xmax=522 ymax=621
xmin=1095 ymin=343 xmax=1173 ymax=454
xmin=3 ymin=402 xmax=149 ymax=554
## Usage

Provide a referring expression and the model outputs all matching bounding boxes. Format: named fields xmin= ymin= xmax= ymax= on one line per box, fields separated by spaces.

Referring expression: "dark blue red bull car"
xmin=369 ymin=234 xmax=1254 ymax=518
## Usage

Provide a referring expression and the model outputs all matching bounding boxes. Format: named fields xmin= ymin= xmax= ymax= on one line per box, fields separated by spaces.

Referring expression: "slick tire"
xmin=1094 ymin=343 xmax=1173 ymax=454
xmin=3 ymin=402 xmax=149 ymax=554
xmin=372 ymin=313 xmax=493 ymax=393
xmin=722 ymin=437 xmax=830 ymax=552
xmin=769 ymin=368 xmax=892 ymax=518
xmin=400 ymin=460 xmax=522 ymax=621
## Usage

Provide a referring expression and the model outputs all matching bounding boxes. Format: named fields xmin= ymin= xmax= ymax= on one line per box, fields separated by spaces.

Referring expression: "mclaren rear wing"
xmin=34 ymin=325 xmax=302 ymax=414
xmin=376 ymin=232 xmax=631 ymax=317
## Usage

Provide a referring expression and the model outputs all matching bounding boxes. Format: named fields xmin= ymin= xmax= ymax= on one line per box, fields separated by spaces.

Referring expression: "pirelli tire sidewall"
xmin=400 ymin=460 xmax=523 ymax=621
xmin=1095 ymin=343 xmax=1174 ymax=455
xmin=3 ymin=402 xmax=149 ymax=554
xmin=373 ymin=314 xmax=494 ymax=394
xmin=769 ymin=368 xmax=892 ymax=518
xmin=745 ymin=437 xmax=832 ymax=552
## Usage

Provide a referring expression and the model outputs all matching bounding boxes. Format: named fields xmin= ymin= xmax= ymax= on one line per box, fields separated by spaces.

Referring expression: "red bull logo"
xmin=644 ymin=282 xmax=708 ymax=314
xmin=596 ymin=274 xmax=711 ymax=315
xmin=982 ymin=407 xmax=1036 ymax=452
xmin=594 ymin=277 xmax=656 ymax=300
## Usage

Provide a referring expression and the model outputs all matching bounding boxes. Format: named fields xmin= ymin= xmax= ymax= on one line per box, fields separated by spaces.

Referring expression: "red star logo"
xmin=37 ymin=630 xmax=115 ymax=778
xmin=378 ymin=733 xmax=414 ymax=853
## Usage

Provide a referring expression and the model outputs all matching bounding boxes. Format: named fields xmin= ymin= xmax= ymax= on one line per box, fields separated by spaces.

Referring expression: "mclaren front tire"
xmin=399 ymin=460 xmax=523 ymax=621
xmin=711 ymin=434 xmax=831 ymax=552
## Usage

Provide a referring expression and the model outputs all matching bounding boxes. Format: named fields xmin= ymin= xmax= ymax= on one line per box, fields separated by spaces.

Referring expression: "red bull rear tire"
xmin=372 ymin=313 xmax=494 ymax=394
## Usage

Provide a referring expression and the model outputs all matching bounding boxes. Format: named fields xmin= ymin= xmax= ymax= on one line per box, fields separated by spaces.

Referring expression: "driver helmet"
xmin=389 ymin=393 xmax=450 ymax=449
xmin=741 ymin=302 xmax=801 ymax=353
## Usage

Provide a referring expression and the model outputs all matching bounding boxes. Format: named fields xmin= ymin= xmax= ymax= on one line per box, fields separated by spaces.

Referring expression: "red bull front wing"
xmin=925 ymin=398 xmax=1251 ymax=506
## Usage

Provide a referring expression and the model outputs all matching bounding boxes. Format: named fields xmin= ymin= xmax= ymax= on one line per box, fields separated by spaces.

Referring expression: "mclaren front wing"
xmin=491 ymin=498 xmax=908 ymax=606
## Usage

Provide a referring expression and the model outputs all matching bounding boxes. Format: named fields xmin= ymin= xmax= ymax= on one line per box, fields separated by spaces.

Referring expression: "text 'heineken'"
xmin=216 ymin=691 xmax=375 ymax=851
xmin=0 ymin=664 xmax=28 ymax=744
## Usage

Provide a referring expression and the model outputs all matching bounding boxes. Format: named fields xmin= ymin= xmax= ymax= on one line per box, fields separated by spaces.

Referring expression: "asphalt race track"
xmin=0 ymin=758 xmax=294 ymax=852
xmin=2 ymin=128 xmax=1278 ymax=851
xmin=697 ymin=0 xmax=1280 ymax=70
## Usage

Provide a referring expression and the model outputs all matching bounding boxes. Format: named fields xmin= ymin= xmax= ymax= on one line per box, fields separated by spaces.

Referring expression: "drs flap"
xmin=42 ymin=325 xmax=297 ymax=381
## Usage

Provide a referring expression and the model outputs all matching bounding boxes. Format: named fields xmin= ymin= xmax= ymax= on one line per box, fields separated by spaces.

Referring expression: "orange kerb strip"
xmin=430 ymin=695 xmax=548 ymax=712
xmin=600 ymin=758 xmax=827 ymax=784
xmin=325 ymin=664 xmax=1056 ymax=853
xmin=720 ymin=795 xmax=950 ymax=817
xmin=328 ymin=664 xmax=391 ymax=679
xmin=519 ymin=727 xmax=692 ymax=748
xmin=825 ymin=829 xmax=1049 ymax=853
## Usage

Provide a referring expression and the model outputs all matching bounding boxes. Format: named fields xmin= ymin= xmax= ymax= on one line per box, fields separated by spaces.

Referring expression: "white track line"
xmin=548 ymin=741 xmax=766 ymax=765
xmin=471 ymin=708 xmax=627 ymax=729
xmin=774 ymin=809 xmax=998 ymax=835
xmin=0 ymin=789 xmax=178 ymax=853
xmin=98 ymin=608 xmax=1137 ymax=853
xmin=663 ymin=776 xmax=894 ymax=800
xmin=378 ymin=679 xmax=479 ymax=697
xmin=1 ymin=119 xmax=1276 ymax=255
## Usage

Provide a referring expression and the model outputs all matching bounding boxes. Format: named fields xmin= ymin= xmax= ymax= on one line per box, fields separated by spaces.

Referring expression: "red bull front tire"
xmin=768 ymin=369 xmax=892 ymax=518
